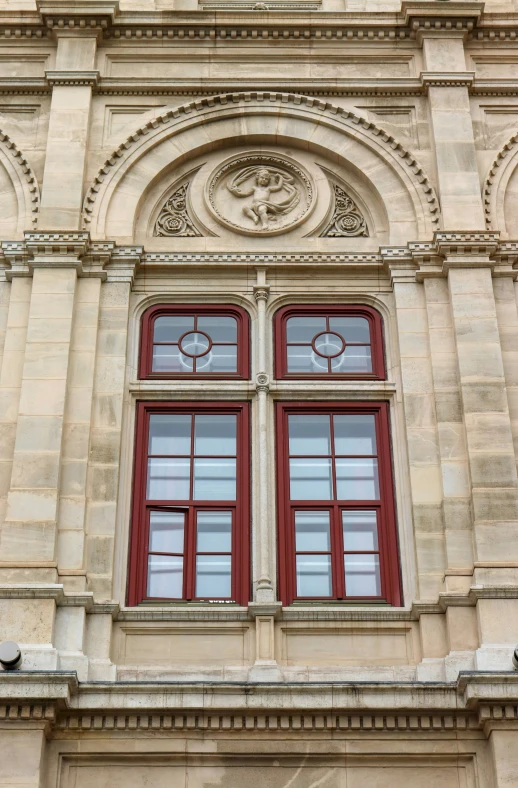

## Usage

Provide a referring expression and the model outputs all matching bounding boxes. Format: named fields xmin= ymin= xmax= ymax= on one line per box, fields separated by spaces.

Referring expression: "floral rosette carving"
xmin=154 ymin=183 xmax=201 ymax=237
xmin=321 ymin=185 xmax=368 ymax=238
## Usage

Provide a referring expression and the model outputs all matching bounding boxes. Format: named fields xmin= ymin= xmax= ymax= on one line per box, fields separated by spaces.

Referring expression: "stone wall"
xmin=1 ymin=0 xmax=518 ymax=786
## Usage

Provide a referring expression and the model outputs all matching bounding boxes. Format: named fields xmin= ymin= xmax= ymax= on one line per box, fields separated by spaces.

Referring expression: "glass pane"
xmin=154 ymin=315 xmax=194 ymax=343
xmin=197 ymin=511 xmax=232 ymax=552
xmin=287 ymin=345 xmax=313 ymax=373
xmin=194 ymin=415 xmax=236 ymax=456
xmin=197 ymin=316 xmax=237 ymax=343
xmin=314 ymin=332 xmax=344 ymax=358
xmin=148 ymin=414 xmax=191 ymax=456
xmin=288 ymin=415 xmax=331 ymax=456
xmin=296 ymin=555 xmax=332 ymax=597
xmin=149 ymin=510 xmax=185 ymax=553
xmin=329 ymin=316 xmax=370 ymax=343
xmin=295 ymin=511 xmax=330 ymax=551
xmin=289 ymin=458 xmax=332 ymax=500
xmin=196 ymin=555 xmax=231 ymax=598
xmin=152 ymin=345 xmax=191 ymax=373
xmin=286 ymin=316 xmax=326 ymax=343
xmin=193 ymin=459 xmax=236 ymax=500
xmin=331 ymin=346 xmax=372 ymax=374
xmin=335 ymin=459 xmax=379 ymax=500
xmin=147 ymin=554 xmax=183 ymax=598
xmin=344 ymin=554 xmax=381 ymax=596
xmin=333 ymin=414 xmax=377 ymax=455
xmin=180 ymin=331 xmax=210 ymax=357
xmin=205 ymin=345 xmax=237 ymax=373
xmin=342 ymin=510 xmax=378 ymax=551
xmin=147 ymin=458 xmax=190 ymax=500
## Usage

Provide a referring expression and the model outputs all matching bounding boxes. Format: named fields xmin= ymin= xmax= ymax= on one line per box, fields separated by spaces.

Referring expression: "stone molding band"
xmin=1 ymin=673 xmax=518 ymax=733
xmin=3 ymin=232 xmax=518 ymax=282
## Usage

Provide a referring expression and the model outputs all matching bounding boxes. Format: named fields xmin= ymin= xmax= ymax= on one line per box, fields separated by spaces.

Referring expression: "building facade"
xmin=1 ymin=0 xmax=518 ymax=785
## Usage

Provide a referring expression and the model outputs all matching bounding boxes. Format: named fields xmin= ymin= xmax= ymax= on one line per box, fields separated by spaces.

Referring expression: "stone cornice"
xmin=1 ymin=234 xmax=142 ymax=282
xmin=4 ymin=237 xmax=518 ymax=281
xmin=421 ymin=71 xmax=475 ymax=90
xmin=0 ymin=2 xmax=513 ymax=45
xmin=1 ymin=673 xmax=518 ymax=734
xmin=0 ymin=75 xmax=515 ymax=99
xmin=45 ymin=70 xmax=100 ymax=87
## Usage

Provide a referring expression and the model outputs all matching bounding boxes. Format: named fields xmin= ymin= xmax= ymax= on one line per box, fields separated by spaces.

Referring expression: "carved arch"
xmin=82 ymin=92 xmax=440 ymax=240
xmin=0 ymin=130 xmax=40 ymax=234
xmin=483 ymin=132 xmax=518 ymax=234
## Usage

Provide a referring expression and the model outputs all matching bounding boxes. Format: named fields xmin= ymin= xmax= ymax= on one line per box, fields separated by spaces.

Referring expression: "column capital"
xmin=0 ymin=235 xmax=143 ymax=283
xmin=255 ymin=372 xmax=270 ymax=393
xmin=37 ymin=0 xmax=119 ymax=32
xmin=253 ymin=285 xmax=270 ymax=302
xmin=45 ymin=70 xmax=100 ymax=88
xmin=381 ymin=246 xmax=417 ymax=285
xmin=420 ymin=72 xmax=475 ymax=92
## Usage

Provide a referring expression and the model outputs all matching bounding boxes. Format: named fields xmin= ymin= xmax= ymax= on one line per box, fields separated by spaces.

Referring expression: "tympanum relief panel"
xmin=147 ymin=145 xmax=381 ymax=246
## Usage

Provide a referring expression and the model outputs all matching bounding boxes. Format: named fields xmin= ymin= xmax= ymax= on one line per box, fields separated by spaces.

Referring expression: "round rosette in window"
xmin=205 ymin=152 xmax=316 ymax=236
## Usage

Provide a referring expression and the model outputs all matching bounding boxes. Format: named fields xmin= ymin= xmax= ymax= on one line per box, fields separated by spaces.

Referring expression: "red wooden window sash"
xmin=128 ymin=401 xmax=250 ymax=606
xmin=139 ymin=304 xmax=250 ymax=380
xmin=274 ymin=304 xmax=386 ymax=380
xmin=276 ymin=402 xmax=401 ymax=607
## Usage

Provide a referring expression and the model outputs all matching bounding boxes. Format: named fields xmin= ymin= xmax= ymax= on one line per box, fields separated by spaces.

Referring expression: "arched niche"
xmin=484 ymin=132 xmax=518 ymax=237
xmin=0 ymin=132 xmax=40 ymax=237
xmin=83 ymin=94 xmax=439 ymax=248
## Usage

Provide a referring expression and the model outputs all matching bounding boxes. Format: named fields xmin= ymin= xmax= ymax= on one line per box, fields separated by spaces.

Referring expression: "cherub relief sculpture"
xmin=226 ymin=166 xmax=300 ymax=230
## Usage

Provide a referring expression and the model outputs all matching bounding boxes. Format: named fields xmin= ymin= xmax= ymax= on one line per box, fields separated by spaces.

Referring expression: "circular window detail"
xmin=179 ymin=331 xmax=212 ymax=358
xmin=312 ymin=331 xmax=346 ymax=359
xmin=206 ymin=152 xmax=316 ymax=236
xmin=284 ymin=313 xmax=374 ymax=376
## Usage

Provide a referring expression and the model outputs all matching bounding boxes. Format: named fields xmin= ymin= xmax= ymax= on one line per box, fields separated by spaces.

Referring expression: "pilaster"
xmin=37 ymin=3 xmax=107 ymax=231
xmin=421 ymin=33 xmax=485 ymax=230
xmin=0 ymin=237 xmax=139 ymax=673
xmin=84 ymin=246 xmax=141 ymax=601
xmin=384 ymin=248 xmax=446 ymax=601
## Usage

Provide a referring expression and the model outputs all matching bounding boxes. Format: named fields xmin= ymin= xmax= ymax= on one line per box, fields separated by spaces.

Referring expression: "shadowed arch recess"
xmin=483 ymin=131 xmax=518 ymax=236
xmin=0 ymin=129 xmax=40 ymax=236
xmin=82 ymin=92 xmax=440 ymax=242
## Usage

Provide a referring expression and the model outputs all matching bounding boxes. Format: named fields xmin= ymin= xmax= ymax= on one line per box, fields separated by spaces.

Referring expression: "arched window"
xmin=274 ymin=305 xmax=385 ymax=379
xmin=139 ymin=304 xmax=250 ymax=379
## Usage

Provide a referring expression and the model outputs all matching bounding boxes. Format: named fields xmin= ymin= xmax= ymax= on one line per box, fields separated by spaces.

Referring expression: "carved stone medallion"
xmin=206 ymin=153 xmax=315 ymax=236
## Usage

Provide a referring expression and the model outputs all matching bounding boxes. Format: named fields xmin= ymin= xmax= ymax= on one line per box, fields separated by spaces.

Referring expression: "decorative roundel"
xmin=206 ymin=152 xmax=316 ymax=236
xmin=311 ymin=331 xmax=346 ymax=359
xmin=178 ymin=331 xmax=212 ymax=358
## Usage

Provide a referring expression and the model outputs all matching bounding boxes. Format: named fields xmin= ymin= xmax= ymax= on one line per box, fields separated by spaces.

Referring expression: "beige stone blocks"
xmin=448 ymin=267 xmax=518 ymax=563
xmin=1 ymin=268 xmax=76 ymax=563
xmin=85 ymin=281 xmax=131 ymax=600
xmin=58 ymin=277 xmax=101 ymax=584
xmin=392 ymin=274 xmax=446 ymax=599
xmin=0 ymin=729 xmax=46 ymax=788
xmin=0 ymin=276 xmax=31 ymax=535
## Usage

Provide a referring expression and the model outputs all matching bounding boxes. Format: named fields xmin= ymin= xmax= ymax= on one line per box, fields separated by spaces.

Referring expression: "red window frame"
xmin=276 ymin=402 xmax=401 ymax=606
xmin=128 ymin=401 xmax=250 ymax=606
xmin=274 ymin=305 xmax=385 ymax=380
xmin=139 ymin=304 xmax=250 ymax=380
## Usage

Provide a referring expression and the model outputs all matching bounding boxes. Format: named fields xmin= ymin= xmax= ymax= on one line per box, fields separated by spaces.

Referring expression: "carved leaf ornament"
xmin=154 ymin=183 xmax=201 ymax=237
xmin=321 ymin=185 xmax=368 ymax=238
